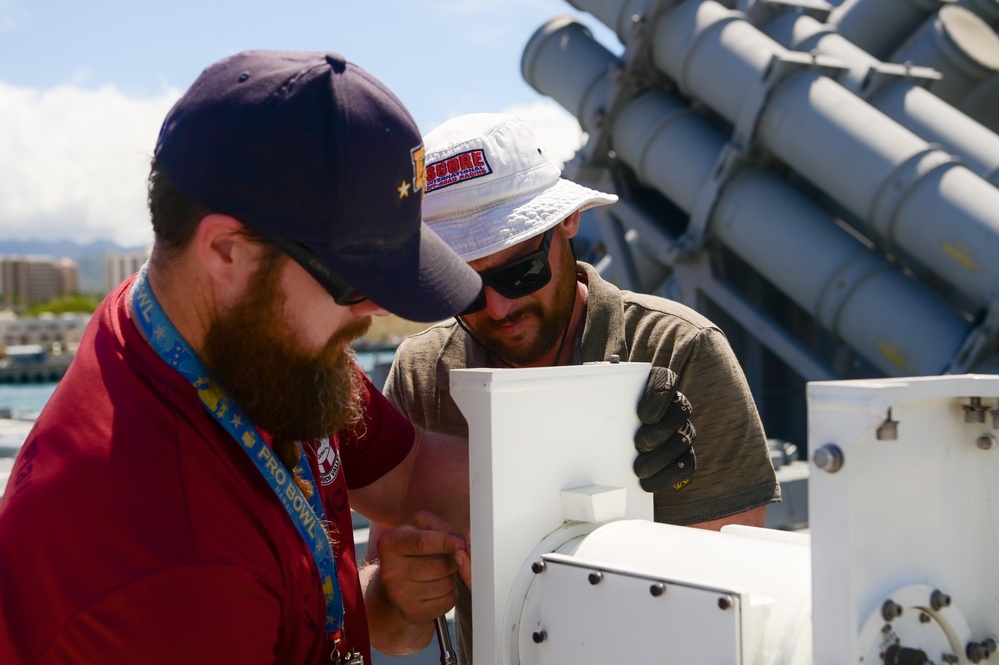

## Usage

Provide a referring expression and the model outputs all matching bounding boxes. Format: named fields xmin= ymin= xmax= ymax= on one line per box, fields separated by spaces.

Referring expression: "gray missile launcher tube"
xmin=957 ymin=0 xmax=999 ymax=28
xmin=760 ymin=9 xmax=999 ymax=185
xmin=959 ymin=72 xmax=999 ymax=132
xmin=566 ymin=0 xmax=999 ymax=313
xmin=522 ymin=17 xmax=973 ymax=376
xmin=889 ymin=4 xmax=999 ymax=105
xmin=827 ymin=0 xmax=947 ymax=61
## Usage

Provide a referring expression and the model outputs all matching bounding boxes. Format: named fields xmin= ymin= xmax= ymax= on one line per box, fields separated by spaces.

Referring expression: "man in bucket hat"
xmin=0 ymin=50 xmax=478 ymax=665
xmin=362 ymin=113 xmax=780 ymax=661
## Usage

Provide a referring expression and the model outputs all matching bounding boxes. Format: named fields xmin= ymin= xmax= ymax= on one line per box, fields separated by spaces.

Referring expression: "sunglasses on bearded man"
xmin=268 ymin=236 xmax=368 ymax=307
xmin=460 ymin=227 xmax=555 ymax=316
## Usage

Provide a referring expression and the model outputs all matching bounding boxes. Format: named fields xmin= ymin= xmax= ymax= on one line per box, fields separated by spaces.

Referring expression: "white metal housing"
xmin=454 ymin=364 xmax=999 ymax=664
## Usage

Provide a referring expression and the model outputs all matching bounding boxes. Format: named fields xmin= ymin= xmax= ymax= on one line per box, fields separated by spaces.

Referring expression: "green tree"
xmin=27 ymin=294 xmax=102 ymax=316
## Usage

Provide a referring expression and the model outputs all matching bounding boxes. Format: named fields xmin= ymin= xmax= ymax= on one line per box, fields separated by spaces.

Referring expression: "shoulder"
xmin=391 ymin=320 xmax=465 ymax=376
xmin=593 ymin=274 xmax=722 ymax=346
xmin=395 ymin=320 xmax=459 ymax=358
xmin=619 ymin=292 xmax=732 ymax=375
xmin=619 ymin=289 xmax=718 ymax=332
xmin=384 ymin=319 xmax=462 ymax=412
xmin=582 ymin=261 xmax=717 ymax=334
xmin=579 ymin=263 xmax=727 ymax=366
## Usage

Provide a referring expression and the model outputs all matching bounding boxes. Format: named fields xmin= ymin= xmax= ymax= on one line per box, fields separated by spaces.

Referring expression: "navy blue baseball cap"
xmin=154 ymin=50 xmax=480 ymax=322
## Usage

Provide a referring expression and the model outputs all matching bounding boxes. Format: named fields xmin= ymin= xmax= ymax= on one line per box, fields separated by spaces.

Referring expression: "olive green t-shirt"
xmin=382 ymin=262 xmax=780 ymax=664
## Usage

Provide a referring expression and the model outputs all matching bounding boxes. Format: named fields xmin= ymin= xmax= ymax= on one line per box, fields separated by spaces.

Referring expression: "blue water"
xmin=0 ymin=349 xmax=395 ymax=423
xmin=0 ymin=382 xmax=58 ymax=420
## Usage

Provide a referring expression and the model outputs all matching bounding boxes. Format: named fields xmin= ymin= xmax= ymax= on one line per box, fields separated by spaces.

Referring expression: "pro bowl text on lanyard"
xmin=130 ymin=264 xmax=349 ymax=650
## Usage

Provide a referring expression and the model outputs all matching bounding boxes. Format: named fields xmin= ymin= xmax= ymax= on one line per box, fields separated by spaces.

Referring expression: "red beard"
xmin=202 ymin=254 xmax=370 ymax=446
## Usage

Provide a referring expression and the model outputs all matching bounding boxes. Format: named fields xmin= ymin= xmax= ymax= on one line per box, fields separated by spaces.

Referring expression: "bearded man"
xmin=363 ymin=113 xmax=780 ymax=663
xmin=0 ymin=50 xmax=478 ymax=665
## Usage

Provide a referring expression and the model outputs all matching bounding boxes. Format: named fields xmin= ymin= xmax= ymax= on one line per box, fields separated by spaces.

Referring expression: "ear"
xmin=560 ymin=210 xmax=582 ymax=239
xmin=192 ymin=214 xmax=263 ymax=306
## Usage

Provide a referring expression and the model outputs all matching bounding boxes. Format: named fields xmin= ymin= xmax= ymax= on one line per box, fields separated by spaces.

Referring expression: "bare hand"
xmin=376 ymin=511 xmax=471 ymax=623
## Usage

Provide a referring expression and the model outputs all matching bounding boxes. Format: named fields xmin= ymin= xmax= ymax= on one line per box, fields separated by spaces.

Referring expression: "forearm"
xmin=405 ymin=429 xmax=470 ymax=531
xmin=349 ymin=428 xmax=469 ymax=530
xmin=360 ymin=560 xmax=436 ymax=655
xmin=690 ymin=505 xmax=766 ymax=530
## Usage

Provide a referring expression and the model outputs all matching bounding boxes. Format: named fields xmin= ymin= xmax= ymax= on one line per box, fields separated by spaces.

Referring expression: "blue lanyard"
xmin=130 ymin=263 xmax=344 ymax=637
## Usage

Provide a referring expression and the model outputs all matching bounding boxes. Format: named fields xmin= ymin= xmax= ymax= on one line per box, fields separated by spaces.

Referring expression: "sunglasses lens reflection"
xmin=491 ymin=257 xmax=549 ymax=298
xmin=459 ymin=228 xmax=555 ymax=317
xmin=460 ymin=257 xmax=551 ymax=315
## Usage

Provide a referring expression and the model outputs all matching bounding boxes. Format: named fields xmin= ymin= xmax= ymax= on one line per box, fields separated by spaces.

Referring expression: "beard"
xmin=464 ymin=236 xmax=577 ymax=366
xmin=202 ymin=255 xmax=371 ymax=447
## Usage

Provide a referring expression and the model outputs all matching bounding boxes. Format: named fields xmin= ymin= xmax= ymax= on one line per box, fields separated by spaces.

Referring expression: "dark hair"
xmin=147 ymin=159 xmax=213 ymax=257
xmin=147 ymin=159 xmax=276 ymax=265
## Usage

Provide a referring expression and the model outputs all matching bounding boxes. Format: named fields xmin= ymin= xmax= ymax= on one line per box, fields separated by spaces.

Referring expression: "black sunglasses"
xmin=461 ymin=227 xmax=555 ymax=315
xmin=268 ymin=236 xmax=367 ymax=306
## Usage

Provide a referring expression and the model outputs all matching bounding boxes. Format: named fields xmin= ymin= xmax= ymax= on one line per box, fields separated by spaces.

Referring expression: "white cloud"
xmin=499 ymin=99 xmax=586 ymax=168
xmin=0 ymin=82 xmax=584 ymax=248
xmin=0 ymin=81 xmax=179 ymax=246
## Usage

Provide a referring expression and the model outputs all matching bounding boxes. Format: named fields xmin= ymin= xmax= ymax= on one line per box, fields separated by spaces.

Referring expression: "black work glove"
xmin=634 ymin=367 xmax=696 ymax=493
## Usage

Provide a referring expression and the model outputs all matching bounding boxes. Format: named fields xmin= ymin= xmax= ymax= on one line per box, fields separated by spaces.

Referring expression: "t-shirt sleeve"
xmin=339 ymin=366 xmax=415 ymax=489
xmin=651 ymin=327 xmax=780 ymax=524
xmin=382 ymin=334 xmax=432 ymax=429
xmin=382 ymin=327 xmax=470 ymax=439
xmin=382 ymin=349 xmax=408 ymax=415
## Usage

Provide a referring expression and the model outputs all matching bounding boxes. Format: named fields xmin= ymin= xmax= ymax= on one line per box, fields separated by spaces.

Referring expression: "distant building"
xmin=0 ymin=312 xmax=90 ymax=383
xmin=0 ymin=312 xmax=90 ymax=348
xmin=0 ymin=256 xmax=78 ymax=307
xmin=104 ymin=248 xmax=149 ymax=294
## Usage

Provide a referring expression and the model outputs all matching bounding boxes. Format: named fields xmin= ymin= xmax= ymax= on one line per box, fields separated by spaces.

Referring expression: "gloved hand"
xmin=634 ymin=366 xmax=696 ymax=492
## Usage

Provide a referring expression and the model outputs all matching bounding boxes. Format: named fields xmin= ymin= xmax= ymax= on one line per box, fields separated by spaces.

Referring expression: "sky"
xmin=0 ymin=0 xmax=623 ymax=248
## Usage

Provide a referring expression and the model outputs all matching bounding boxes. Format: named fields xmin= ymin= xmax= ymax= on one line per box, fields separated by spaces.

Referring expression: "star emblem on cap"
xmin=397 ymin=179 xmax=411 ymax=198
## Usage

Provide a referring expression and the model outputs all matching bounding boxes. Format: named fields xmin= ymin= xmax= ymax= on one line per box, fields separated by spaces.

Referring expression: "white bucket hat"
xmin=421 ymin=113 xmax=618 ymax=262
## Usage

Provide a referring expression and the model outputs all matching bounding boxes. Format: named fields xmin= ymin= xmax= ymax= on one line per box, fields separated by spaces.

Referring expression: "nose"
xmin=480 ymin=287 xmax=517 ymax=320
xmin=350 ymin=300 xmax=390 ymax=317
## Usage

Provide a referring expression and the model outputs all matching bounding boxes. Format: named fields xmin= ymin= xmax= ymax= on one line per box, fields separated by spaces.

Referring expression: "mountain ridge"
xmin=0 ymin=239 xmax=147 ymax=261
